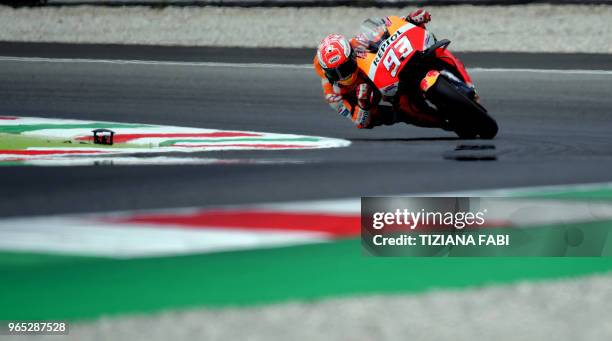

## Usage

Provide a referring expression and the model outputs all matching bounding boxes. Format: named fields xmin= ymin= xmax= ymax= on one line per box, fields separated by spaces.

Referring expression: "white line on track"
xmin=1 ymin=56 xmax=611 ymax=75
xmin=0 ymin=56 xmax=312 ymax=69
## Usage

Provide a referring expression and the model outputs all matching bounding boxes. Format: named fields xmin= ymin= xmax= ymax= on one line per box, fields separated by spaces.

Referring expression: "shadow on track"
xmin=351 ymin=137 xmax=460 ymax=142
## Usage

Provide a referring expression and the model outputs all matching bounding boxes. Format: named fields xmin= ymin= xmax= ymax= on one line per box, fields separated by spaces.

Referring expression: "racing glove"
xmin=325 ymin=93 xmax=352 ymax=118
xmin=407 ymin=9 xmax=431 ymax=27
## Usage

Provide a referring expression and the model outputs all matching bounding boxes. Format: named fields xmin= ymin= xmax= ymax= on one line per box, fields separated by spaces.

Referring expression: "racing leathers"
xmin=314 ymin=11 xmax=474 ymax=130
xmin=313 ymin=62 xmax=381 ymax=129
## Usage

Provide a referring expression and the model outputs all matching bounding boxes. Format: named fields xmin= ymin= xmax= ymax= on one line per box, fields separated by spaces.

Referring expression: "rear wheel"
xmin=426 ymin=76 xmax=498 ymax=139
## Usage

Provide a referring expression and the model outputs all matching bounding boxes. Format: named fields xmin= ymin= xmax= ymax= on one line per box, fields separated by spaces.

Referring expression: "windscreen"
xmin=356 ymin=17 xmax=390 ymax=53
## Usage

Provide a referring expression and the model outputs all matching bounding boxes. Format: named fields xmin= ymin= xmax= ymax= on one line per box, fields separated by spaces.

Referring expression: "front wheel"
xmin=426 ymin=76 xmax=498 ymax=139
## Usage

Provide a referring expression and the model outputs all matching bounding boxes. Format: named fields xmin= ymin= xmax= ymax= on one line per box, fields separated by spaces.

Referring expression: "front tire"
xmin=426 ymin=76 xmax=498 ymax=139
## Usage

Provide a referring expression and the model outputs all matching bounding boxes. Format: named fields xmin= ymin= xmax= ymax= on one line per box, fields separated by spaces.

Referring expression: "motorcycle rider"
xmin=314 ymin=9 xmax=473 ymax=129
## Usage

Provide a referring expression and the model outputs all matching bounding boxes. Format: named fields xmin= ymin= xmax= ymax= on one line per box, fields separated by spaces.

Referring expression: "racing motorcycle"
xmin=356 ymin=17 xmax=498 ymax=139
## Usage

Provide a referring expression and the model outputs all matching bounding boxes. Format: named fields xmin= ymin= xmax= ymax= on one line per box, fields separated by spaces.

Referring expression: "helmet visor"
xmin=324 ymin=58 xmax=357 ymax=82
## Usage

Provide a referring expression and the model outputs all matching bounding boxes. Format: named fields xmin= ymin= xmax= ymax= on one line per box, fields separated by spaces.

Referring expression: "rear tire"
xmin=427 ymin=76 xmax=498 ymax=139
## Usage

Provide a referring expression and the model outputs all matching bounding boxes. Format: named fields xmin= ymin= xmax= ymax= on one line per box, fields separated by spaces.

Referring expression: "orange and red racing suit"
xmin=313 ymin=51 xmax=380 ymax=129
xmin=314 ymin=15 xmax=475 ymax=130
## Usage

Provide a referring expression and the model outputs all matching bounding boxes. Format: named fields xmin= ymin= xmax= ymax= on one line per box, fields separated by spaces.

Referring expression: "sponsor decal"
xmin=420 ymin=70 xmax=441 ymax=92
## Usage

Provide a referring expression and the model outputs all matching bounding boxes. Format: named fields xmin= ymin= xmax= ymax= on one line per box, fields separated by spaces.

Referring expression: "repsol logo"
xmin=372 ymin=29 xmax=405 ymax=67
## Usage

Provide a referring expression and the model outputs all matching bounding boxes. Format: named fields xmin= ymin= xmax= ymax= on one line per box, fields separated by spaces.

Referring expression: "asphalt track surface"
xmin=0 ymin=42 xmax=611 ymax=217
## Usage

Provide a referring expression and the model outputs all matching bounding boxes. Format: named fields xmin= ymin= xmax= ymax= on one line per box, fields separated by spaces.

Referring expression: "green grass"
xmin=0 ymin=123 xmax=147 ymax=134
xmin=2 ymin=239 xmax=612 ymax=321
